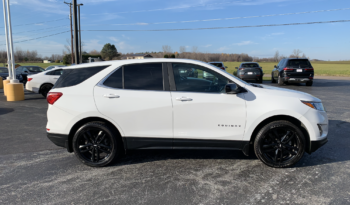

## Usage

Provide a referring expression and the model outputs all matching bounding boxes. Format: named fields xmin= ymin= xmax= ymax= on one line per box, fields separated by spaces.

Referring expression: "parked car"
xmin=26 ymin=68 xmax=64 ymax=97
xmin=46 ymin=59 xmax=328 ymax=168
xmin=16 ymin=66 xmax=45 ymax=85
xmin=271 ymin=58 xmax=314 ymax=86
xmin=45 ymin=65 xmax=66 ymax=71
xmin=0 ymin=67 xmax=26 ymax=83
xmin=208 ymin=61 xmax=227 ymax=71
xmin=235 ymin=62 xmax=263 ymax=83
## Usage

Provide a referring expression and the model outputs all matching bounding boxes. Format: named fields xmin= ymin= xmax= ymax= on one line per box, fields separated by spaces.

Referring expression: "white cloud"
xmin=233 ymin=41 xmax=256 ymax=46
xmin=203 ymin=44 xmax=212 ymax=48
xmin=84 ymin=39 xmax=104 ymax=52
xmin=109 ymin=37 xmax=119 ymax=42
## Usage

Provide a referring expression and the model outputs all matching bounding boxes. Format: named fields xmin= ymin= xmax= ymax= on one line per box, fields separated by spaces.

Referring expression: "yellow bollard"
xmin=6 ymin=83 xmax=24 ymax=101
xmin=0 ymin=78 xmax=3 ymax=89
xmin=2 ymin=79 xmax=10 ymax=96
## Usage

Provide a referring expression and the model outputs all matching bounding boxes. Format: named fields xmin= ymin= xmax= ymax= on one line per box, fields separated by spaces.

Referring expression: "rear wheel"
xmin=306 ymin=81 xmax=313 ymax=86
xmin=254 ymin=120 xmax=305 ymax=168
xmin=278 ymin=75 xmax=285 ymax=86
xmin=40 ymin=84 xmax=53 ymax=97
xmin=73 ymin=122 xmax=120 ymax=167
xmin=258 ymin=77 xmax=263 ymax=84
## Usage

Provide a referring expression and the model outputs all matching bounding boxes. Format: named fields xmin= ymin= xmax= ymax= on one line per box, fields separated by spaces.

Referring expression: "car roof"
xmin=284 ymin=58 xmax=309 ymax=60
xmin=60 ymin=58 xmax=210 ymax=70
xmin=208 ymin=62 xmax=223 ymax=63
xmin=241 ymin=62 xmax=259 ymax=64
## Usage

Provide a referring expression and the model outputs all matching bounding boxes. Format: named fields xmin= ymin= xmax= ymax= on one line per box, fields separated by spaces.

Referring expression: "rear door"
xmin=170 ymin=62 xmax=247 ymax=146
xmin=94 ymin=63 xmax=173 ymax=148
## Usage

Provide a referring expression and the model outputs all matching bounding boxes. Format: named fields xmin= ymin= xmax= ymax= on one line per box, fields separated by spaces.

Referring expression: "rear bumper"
xmin=309 ymin=137 xmax=328 ymax=153
xmin=284 ymin=77 xmax=312 ymax=83
xmin=47 ymin=133 xmax=72 ymax=152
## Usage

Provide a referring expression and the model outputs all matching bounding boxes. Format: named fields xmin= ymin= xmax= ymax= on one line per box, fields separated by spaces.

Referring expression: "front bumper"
xmin=47 ymin=133 xmax=72 ymax=152
xmin=309 ymin=137 xmax=328 ymax=153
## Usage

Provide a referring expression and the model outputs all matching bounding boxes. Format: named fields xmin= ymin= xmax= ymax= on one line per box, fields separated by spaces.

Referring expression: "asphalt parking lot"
xmin=1 ymin=78 xmax=350 ymax=205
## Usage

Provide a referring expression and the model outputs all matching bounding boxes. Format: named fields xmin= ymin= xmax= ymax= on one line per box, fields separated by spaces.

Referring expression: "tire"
xmin=271 ymin=74 xmax=276 ymax=83
xmin=254 ymin=120 xmax=305 ymax=168
xmin=278 ymin=75 xmax=285 ymax=86
xmin=72 ymin=122 xmax=120 ymax=167
xmin=258 ymin=77 xmax=263 ymax=84
xmin=306 ymin=81 xmax=313 ymax=86
xmin=40 ymin=84 xmax=53 ymax=97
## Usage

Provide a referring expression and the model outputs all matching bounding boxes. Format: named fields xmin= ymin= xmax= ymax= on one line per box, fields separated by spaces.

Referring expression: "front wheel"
xmin=271 ymin=74 xmax=276 ymax=83
xmin=73 ymin=122 xmax=120 ymax=167
xmin=254 ymin=120 xmax=305 ymax=168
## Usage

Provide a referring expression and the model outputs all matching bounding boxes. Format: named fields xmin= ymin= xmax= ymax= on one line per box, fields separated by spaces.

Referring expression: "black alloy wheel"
xmin=306 ymin=81 xmax=313 ymax=86
xmin=254 ymin=120 xmax=305 ymax=168
xmin=41 ymin=84 xmax=53 ymax=97
xmin=73 ymin=122 xmax=119 ymax=167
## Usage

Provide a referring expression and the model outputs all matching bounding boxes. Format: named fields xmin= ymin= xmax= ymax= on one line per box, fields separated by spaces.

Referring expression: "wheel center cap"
xmin=94 ymin=144 xmax=97 ymax=147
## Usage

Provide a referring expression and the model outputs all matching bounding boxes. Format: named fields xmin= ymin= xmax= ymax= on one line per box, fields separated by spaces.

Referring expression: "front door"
xmin=94 ymin=63 xmax=173 ymax=149
xmin=170 ymin=63 xmax=247 ymax=146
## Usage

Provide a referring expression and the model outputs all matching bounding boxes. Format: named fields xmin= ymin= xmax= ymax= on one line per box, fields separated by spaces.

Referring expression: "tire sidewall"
xmin=72 ymin=122 xmax=118 ymax=167
xmin=254 ymin=121 xmax=305 ymax=168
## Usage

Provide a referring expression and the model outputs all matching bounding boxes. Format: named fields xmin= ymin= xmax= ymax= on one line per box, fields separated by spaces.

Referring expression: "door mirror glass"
xmin=225 ymin=83 xmax=239 ymax=94
xmin=235 ymin=67 xmax=238 ymax=69
xmin=274 ymin=65 xmax=277 ymax=68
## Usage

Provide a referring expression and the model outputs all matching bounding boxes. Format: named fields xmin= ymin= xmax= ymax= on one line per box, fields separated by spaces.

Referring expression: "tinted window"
xmin=103 ymin=67 xmax=123 ymax=89
xmin=0 ymin=68 xmax=8 ymax=73
xmin=287 ymin=59 xmax=312 ymax=68
xmin=54 ymin=66 xmax=109 ymax=88
xmin=172 ymin=63 xmax=229 ymax=93
xmin=53 ymin=69 xmax=63 ymax=75
xmin=241 ymin=63 xmax=259 ymax=68
xmin=124 ymin=63 xmax=163 ymax=90
xmin=16 ymin=67 xmax=23 ymax=72
xmin=210 ymin=63 xmax=223 ymax=67
xmin=46 ymin=71 xmax=55 ymax=75
xmin=27 ymin=67 xmax=44 ymax=72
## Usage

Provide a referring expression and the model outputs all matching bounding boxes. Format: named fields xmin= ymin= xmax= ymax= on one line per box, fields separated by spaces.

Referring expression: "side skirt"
xmin=124 ymin=137 xmax=249 ymax=152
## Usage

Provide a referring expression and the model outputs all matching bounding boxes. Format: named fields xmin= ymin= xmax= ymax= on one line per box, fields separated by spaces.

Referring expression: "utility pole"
xmin=72 ymin=0 xmax=80 ymax=64
xmin=64 ymin=1 xmax=74 ymax=64
xmin=2 ymin=0 xmax=12 ymax=80
xmin=78 ymin=4 xmax=83 ymax=64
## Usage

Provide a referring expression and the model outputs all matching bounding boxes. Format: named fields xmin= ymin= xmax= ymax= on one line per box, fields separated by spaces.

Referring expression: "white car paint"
xmin=25 ymin=68 xmax=62 ymax=94
xmin=46 ymin=58 xmax=328 ymax=150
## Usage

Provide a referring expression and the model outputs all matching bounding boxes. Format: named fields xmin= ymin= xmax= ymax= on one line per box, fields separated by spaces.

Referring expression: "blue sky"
xmin=1 ymin=0 xmax=350 ymax=60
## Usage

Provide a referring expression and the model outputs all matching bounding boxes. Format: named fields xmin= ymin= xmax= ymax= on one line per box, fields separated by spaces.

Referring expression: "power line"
xmin=85 ymin=8 xmax=350 ymax=26
xmin=0 ymin=25 xmax=68 ymax=35
xmin=0 ymin=31 xmax=70 ymax=46
xmin=0 ymin=18 xmax=68 ymax=28
xmin=14 ymin=27 xmax=70 ymax=41
xmin=83 ymin=20 xmax=350 ymax=32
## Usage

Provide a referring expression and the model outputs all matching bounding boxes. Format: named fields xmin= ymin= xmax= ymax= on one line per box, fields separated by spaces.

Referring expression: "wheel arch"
xmin=249 ymin=115 xmax=311 ymax=153
xmin=67 ymin=117 xmax=125 ymax=153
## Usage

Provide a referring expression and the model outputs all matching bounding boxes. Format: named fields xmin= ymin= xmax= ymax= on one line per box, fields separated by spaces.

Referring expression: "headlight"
xmin=301 ymin=101 xmax=325 ymax=111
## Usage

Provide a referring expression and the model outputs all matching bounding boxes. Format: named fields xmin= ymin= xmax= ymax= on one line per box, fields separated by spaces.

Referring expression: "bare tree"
xmin=191 ymin=46 xmax=198 ymax=53
xmin=302 ymin=53 xmax=306 ymax=58
xmin=89 ymin=49 xmax=100 ymax=55
xmin=162 ymin=45 xmax=172 ymax=55
xmin=179 ymin=46 xmax=186 ymax=53
xmin=293 ymin=49 xmax=302 ymax=58
xmin=273 ymin=50 xmax=280 ymax=62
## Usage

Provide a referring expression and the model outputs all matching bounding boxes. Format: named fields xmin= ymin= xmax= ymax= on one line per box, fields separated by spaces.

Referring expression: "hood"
xmin=258 ymin=84 xmax=321 ymax=102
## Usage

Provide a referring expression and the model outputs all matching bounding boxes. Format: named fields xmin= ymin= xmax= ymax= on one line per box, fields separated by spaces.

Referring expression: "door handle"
xmin=104 ymin=94 xmax=120 ymax=98
xmin=176 ymin=97 xmax=192 ymax=101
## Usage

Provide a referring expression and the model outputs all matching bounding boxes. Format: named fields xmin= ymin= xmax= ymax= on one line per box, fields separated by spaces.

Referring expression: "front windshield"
xmin=28 ymin=67 xmax=45 ymax=72
xmin=0 ymin=68 xmax=8 ymax=73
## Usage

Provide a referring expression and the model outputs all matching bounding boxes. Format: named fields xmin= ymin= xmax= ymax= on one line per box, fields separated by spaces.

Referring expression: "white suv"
xmin=46 ymin=59 xmax=328 ymax=168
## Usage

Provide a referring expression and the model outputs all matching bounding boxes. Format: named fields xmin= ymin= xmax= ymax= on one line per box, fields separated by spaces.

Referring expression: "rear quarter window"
xmin=54 ymin=65 xmax=109 ymax=88
xmin=287 ymin=60 xmax=312 ymax=68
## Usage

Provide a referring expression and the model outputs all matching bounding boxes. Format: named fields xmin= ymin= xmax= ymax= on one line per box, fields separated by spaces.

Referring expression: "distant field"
xmin=224 ymin=61 xmax=350 ymax=80
xmin=15 ymin=63 xmax=66 ymax=69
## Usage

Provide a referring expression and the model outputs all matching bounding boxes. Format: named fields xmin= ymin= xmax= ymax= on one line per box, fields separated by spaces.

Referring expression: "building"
xmin=125 ymin=54 xmax=153 ymax=60
xmin=87 ymin=57 xmax=104 ymax=63
xmin=43 ymin=60 xmax=52 ymax=63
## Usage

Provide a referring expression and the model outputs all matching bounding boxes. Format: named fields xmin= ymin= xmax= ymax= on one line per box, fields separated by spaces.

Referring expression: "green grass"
xmin=224 ymin=61 xmax=350 ymax=80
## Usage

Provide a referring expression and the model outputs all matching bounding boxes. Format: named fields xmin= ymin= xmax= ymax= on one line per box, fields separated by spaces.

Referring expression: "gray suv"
xmin=235 ymin=62 xmax=263 ymax=83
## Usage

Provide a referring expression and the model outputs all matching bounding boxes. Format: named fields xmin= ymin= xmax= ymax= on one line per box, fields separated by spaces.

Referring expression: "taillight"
xmin=220 ymin=67 xmax=225 ymax=70
xmin=305 ymin=68 xmax=314 ymax=71
xmin=27 ymin=78 xmax=33 ymax=81
xmin=47 ymin=92 xmax=63 ymax=105
xmin=283 ymin=67 xmax=294 ymax=71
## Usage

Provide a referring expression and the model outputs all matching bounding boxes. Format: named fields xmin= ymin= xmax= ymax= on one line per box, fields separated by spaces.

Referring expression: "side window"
xmin=103 ymin=67 xmax=123 ymax=89
xmin=124 ymin=63 xmax=163 ymax=91
xmin=172 ymin=63 xmax=229 ymax=93
xmin=46 ymin=71 xmax=55 ymax=75
xmin=53 ymin=69 xmax=63 ymax=75
xmin=54 ymin=65 xmax=109 ymax=89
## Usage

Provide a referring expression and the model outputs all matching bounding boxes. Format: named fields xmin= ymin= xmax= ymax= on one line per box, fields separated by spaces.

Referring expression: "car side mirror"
xmin=225 ymin=83 xmax=241 ymax=94
xmin=24 ymin=71 xmax=28 ymax=73
xmin=235 ymin=67 xmax=238 ymax=69
xmin=274 ymin=65 xmax=277 ymax=68
xmin=225 ymin=66 xmax=228 ymax=68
